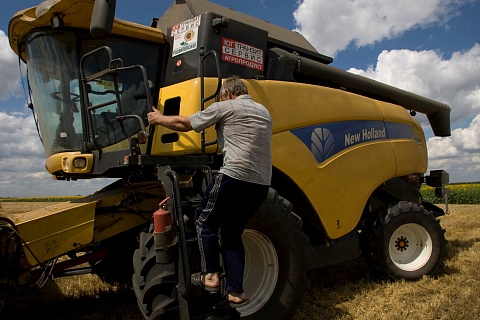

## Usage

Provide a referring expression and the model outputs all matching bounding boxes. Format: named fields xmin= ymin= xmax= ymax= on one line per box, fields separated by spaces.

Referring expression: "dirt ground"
xmin=0 ymin=201 xmax=63 ymax=214
xmin=0 ymin=202 xmax=478 ymax=320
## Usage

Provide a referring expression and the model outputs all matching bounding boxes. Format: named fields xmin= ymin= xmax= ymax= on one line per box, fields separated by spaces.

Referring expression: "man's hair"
xmin=220 ymin=76 xmax=248 ymax=98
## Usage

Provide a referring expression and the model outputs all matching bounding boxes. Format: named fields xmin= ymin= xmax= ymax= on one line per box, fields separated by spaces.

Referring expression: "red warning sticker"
xmin=222 ymin=37 xmax=264 ymax=71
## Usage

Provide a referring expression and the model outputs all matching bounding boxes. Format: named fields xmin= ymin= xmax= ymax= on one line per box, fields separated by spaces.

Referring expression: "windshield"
xmin=26 ymin=31 xmax=160 ymax=157
xmin=27 ymin=31 xmax=82 ymax=157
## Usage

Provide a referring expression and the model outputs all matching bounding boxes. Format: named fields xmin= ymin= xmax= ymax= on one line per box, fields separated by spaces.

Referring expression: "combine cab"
xmin=2 ymin=0 xmax=450 ymax=319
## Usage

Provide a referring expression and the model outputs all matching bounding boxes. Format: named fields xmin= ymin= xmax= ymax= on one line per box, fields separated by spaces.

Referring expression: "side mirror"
xmin=90 ymin=0 xmax=116 ymax=38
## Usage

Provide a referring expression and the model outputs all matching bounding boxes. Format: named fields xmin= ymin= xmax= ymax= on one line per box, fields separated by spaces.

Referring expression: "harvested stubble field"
xmin=1 ymin=202 xmax=479 ymax=320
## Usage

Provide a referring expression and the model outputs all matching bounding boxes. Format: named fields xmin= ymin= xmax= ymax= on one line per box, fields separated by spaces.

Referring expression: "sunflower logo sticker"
xmin=172 ymin=16 xmax=200 ymax=57
xmin=184 ymin=30 xmax=195 ymax=42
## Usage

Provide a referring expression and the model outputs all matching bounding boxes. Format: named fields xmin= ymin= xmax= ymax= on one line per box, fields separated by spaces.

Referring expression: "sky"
xmin=0 ymin=0 xmax=479 ymax=197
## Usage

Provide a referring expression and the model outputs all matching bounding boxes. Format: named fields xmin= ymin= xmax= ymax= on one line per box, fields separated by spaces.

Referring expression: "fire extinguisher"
xmin=153 ymin=197 xmax=176 ymax=264
xmin=153 ymin=197 xmax=172 ymax=233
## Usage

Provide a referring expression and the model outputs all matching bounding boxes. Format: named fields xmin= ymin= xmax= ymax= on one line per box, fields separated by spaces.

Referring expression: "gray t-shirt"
xmin=189 ymin=94 xmax=272 ymax=185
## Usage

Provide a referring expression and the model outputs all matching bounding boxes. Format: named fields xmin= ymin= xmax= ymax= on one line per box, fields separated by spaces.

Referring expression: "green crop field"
xmin=0 ymin=196 xmax=83 ymax=202
xmin=421 ymin=183 xmax=480 ymax=204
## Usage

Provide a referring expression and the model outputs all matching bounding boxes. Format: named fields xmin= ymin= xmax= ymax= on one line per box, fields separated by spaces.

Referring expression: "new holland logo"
xmin=311 ymin=127 xmax=335 ymax=163
xmin=291 ymin=120 xmax=404 ymax=164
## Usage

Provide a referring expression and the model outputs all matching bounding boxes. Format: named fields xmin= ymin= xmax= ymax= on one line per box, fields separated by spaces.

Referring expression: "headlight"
xmin=59 ymin=154 xmax=93 ymax=173
xmin=73 ymin=157 xmax=87 ymax=168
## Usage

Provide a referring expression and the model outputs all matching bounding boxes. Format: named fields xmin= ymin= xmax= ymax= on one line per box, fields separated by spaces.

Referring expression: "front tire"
xmin=132 ymin=226 xmax=178 ymax=320
xmin=362 ymin=201 xmax=446 ymax=280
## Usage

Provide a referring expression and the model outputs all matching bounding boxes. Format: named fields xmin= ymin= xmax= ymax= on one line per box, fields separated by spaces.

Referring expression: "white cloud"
xmin=0 ymin=112 xmax=44 ymax=159
xmin=293 ymin=0 xmax=469 ymax=57
xmin=427 ymin=136 xmax=458 ymax=159
xmin=426 ymin=106 xmax=480 ymax=182
xmin=451 ymin=114 xmax=480 ymax=151
xmin=425 ymin=114 xmax=480 ymax=182
xmin=348 ymin=45 xmax=480 ymax=128
xmin=427 ymin=152 xmax=480 ymax=183
xmin=0 ymin=30 xmax=24 ymax=100
xmin=0 ymin=111 xmax=112 ymax=197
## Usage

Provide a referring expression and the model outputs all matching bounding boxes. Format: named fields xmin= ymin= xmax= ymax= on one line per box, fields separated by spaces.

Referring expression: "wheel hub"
xmin=388 ymin=223 xmax=433 ymax=272
xmin=395 ymin=236 xmax=410 ymax=252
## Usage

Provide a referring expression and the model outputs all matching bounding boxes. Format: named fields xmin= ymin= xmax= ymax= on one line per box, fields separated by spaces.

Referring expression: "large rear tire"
xmin=238 ymin=189 xmax=309 ymax=319
xmin=361 ymin=201 xmax=446 ymax=280
xmin=132 ymin=189 xmax=308 ymax=319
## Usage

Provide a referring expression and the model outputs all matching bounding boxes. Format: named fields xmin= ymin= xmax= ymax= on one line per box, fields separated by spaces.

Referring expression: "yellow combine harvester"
xmin=2 ymin=0 xmax=450 ymax=319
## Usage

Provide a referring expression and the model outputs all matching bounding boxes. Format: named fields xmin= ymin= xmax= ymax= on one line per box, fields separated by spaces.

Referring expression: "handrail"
xmin=199 ymin=46 xmax=222 ymax=155
xmin=79 ymin=46 xmax=153 ymax=152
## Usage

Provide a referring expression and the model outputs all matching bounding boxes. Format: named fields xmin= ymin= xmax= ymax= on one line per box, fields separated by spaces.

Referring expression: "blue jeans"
xmin=194 ymin=173 xmax=269 ymax=294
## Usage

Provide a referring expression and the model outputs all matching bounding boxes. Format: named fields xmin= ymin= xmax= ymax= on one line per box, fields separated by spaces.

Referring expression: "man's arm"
xmin=147 ymin=106 xmax=193 ymax=132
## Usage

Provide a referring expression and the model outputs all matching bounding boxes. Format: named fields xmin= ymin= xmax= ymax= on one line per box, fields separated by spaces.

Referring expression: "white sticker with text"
xmin=221 ymin=37 xmax=264 ymax=71
xmin=171 ymin=16 xmax=201 ymax=57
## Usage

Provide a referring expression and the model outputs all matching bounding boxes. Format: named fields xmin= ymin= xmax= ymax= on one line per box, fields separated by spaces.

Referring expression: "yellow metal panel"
xmin=44 ymin=137 xmax=149 ymax=177
xmin=9 ymin=0 xmax=165 ymax=59
xmin=391 ymin=139 xmax=427 ymax=176
xmin=16 ymin=200 xmax=97 ymax=266
xmin=112 ymin=18 xmax=165 ymax=42
xmin=375 ymin=100 xmax=428 ymax=175
xmin=244 ymin=80 xmax=385 ymax=134
xmin=272 ymin=131 xmax=397 ymax=239
xmin=151 ymin=78 xmax=219 ymax=155
xmin=15 ymin=181 xmax=164 ymax=266
xmin=250 ymin=80 xmax=423 ymax=238
xmin=45 ymin=151 xmax=94 ymax=175
xmin=45 ymin=152 xmax=81 ymax=174
xmin=152 ymin=78 xmax=386 ymax=156
xmin=87 ymin=181 xmax=164 ymax=208
xmin=86 ymin=180 xmax=164 ymax=242
xmin=93 ymin=212 xmax=151 ymax=242
xmin=377 ymin=99 xmax=415 ymax=124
